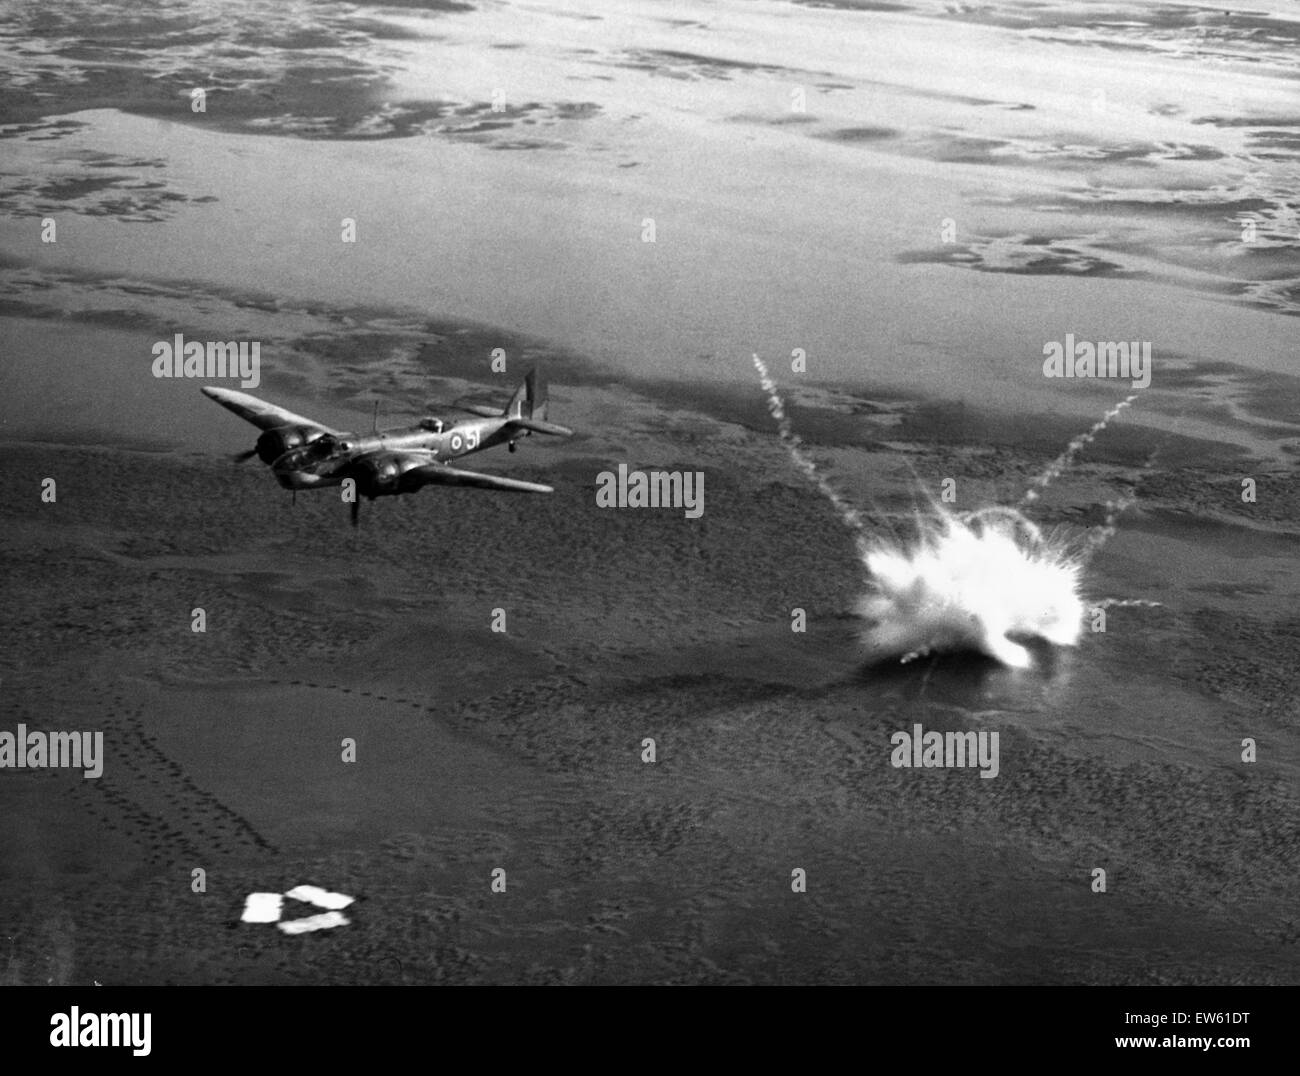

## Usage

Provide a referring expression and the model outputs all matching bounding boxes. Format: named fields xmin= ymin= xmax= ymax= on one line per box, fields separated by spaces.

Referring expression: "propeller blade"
xmin=231 ymin=448 xmax=259 ymax=463
xmin=350 ymin=499 xmax=360 ymax=528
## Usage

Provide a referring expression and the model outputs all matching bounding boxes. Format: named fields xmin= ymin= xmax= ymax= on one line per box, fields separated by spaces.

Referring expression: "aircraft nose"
xmin=273 ymin=463 xmax=315 ymax=490
xmin=272 ymin=450 xmax=312 ymax=484
xmin=273 ymin=445 xmax=310 ymax=471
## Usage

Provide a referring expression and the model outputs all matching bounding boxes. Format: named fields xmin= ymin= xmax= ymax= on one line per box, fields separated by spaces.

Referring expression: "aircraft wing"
xmin=202 ymin=386 xmax=340 ymax=436
xmin=404 ymin=461 xmax=554 ymax=494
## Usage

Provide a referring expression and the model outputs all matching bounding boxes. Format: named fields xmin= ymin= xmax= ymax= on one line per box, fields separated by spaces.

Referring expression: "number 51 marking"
xmin=450 ymin=428 xmax=480 ymax=452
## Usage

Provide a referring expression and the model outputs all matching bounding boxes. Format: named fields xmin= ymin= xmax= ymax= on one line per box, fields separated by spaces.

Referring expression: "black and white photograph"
xmin=0 ymin=0 xmax=1295 ymax=1049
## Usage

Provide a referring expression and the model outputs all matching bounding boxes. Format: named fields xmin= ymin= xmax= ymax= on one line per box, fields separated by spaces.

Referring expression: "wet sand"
xmin=1 ymin=0 xmax=1297 ymax=984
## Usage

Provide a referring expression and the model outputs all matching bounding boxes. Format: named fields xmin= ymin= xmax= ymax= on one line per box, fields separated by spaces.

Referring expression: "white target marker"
xmin=241 ymin=886 xmax=355 ymax=934
xmin=284 ymin=885 xmax=354 ymax=911
xmin=241 ymin=893 xmax=283 ymax=924
xmin=279 ymin=911 xmax=350 ymax=935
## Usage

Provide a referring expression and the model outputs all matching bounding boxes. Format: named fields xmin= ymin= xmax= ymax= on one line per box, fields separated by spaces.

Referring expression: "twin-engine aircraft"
xmin=203 ymin=369 xmax=572 ymax=525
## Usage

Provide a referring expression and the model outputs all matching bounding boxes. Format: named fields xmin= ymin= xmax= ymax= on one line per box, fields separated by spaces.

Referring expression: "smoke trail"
xmin=751 ymin=353 xmax=872 ymax=563
xmin=1092 ymin=597 xmax=1163 ymax=609
xmin=1080 ymin=490 xmax=1139 ymax=561
xmin=1080 ymin=434 xmax=1169 ymax=561
xmin=1020 ymin=393 xmax=1139 ymax=506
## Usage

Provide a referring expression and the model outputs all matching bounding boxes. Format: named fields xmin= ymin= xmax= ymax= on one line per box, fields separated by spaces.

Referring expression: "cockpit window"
xmin=419 ymin=418 xmax=444 ymax=433
xmin=305 ymin=437 xmax=336 ymax=460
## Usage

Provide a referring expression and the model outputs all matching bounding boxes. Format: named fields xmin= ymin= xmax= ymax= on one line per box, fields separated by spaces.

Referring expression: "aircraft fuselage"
xmin=271 ymin=416 xmax=516 ymax=490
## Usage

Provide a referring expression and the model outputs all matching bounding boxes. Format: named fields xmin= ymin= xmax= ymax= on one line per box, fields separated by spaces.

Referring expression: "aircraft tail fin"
xmin=506 ymin=368 xmax=547 ymax=422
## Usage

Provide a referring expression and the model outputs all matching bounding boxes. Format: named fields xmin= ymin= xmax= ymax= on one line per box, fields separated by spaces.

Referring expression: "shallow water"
xmin=1 ymin=0 xmax=1297 ymax=409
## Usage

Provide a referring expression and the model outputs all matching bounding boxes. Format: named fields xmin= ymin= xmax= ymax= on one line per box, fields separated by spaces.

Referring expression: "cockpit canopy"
xmin=303 ymin=435 xmax=339 ymax=461
xmin=418 ymin=418 xmax=445 ymax=433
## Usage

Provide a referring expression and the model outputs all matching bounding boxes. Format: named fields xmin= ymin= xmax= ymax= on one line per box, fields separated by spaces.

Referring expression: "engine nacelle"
xmin=353 ymin=454 xmax=407 ymax=498
xmin=256 ymin=426 xmax=320 ymax=465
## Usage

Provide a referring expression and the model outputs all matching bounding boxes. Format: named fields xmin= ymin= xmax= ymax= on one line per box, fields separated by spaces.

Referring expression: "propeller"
xmin=351 ymin=498 xmax=360 ymax=528
xmin=231 ymin=448 xmax=259 ymax=463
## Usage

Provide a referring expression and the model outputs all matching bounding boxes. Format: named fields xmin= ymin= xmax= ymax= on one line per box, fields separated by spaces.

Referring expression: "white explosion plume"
xmin=752 ymin=354 xmax=1146 ymax=669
